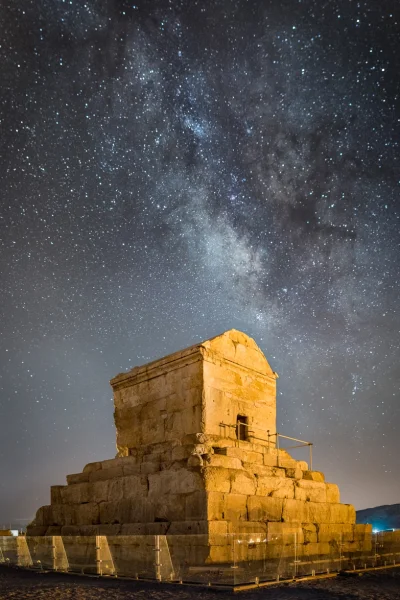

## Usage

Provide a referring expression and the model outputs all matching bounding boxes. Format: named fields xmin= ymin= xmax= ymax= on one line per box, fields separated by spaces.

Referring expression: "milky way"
xmin=0 ymin=0 xmax=399 ymax=526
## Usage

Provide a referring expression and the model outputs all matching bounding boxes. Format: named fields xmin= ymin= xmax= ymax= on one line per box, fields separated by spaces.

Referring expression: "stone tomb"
xmin=28 ymin=329 xmax=371 ymax=564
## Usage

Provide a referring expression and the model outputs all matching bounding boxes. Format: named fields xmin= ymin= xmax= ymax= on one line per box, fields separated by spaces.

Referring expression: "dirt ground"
xmin=1 ymin=565 xmax=400 ymax=600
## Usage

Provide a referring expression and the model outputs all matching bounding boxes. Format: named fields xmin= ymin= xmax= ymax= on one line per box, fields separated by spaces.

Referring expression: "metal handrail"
xmin=219 ymin=421 xmax=313 ymax=470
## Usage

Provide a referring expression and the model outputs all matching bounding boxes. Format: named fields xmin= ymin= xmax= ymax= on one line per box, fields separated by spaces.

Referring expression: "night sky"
xmin=0 ymin=0 xmax=399 ymax=528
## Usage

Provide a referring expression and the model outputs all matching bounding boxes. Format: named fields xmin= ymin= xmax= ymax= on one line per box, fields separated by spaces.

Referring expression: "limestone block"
xmin=263 ymin=453 xmax=280 ymax=468
xmin=326 ymin=483 xmax=340 ymax=503
xmin=307 ymin=502 xmax=355 ymax=524
xmin=330 ymin=503 xmax=356 ymax=524
xmin=256 ymin=476 xmax=295 ymax=499
xmin=278 ymin=458 xmax=298 ymax=470
xmin=171 ymin=445 xmax=192 ymax=461
xmin=66 ymin=472 xmax=89 ymax=485
xmin=107 ymin=477 xmax=125 ymax=503
xmin=247 ymin=496 xmax=284 ymax=522
xmin=140 ymin=462 xmax=160 ymax=474
xmin=187 ymin=454 xmax=203 ymax=468
xmin=60 ymin=483 xmax=90 ymax=504
xmin=27 ymin=526 xmax=48 ymax=536
xmin=207 ymin=492 xmax=225 ymax=521
xmin=224 ymin=494 xmax=248 ymax=522
xmin=301 ymin=542 xmax=333 ymax=557
xmin=185 ymin=491 xmax=207 ymax=521
xmin=148 ymin=469 xmax=202 ymax=497
xmin=61 ymin=525 xmax=98 ymax=536
xmin=228 ymin=521 xmax=267 ymax=535
xmin=303 ymin=470 xmax=325 ymax=482
xmin=123 ymin=475 xmax=148 ymax=499
xmin=297 ymin=461 xmax=309 ymax=471
xmin=83 ymin=462 xmax=102 ymax=474
xmin=318 ymin=524 xmax=354 ymax=543
xmin=46 ymin=526 xmax=62 ymax=535
xmin=51 ymin=504 xmax=76 ymax=526
xmin=88 ymin=480 xmax=109 ymax=504
xmin=302 ymin=523 xmax=318 ymax=544
xmin=202 ymin=467 xmax=231 ymax=493
xmin=207 ymin=545 xmax=233 ymax=564
xmin=294 ymin=480 xmax=327 ymax=503
xmin=100 ymin=457 xmax=128 ymax=470
xmin=89 ymin=466 xmax=124 ymax=482
xmin=267 ymin=522 xmax=304 ymax=543
xmin=120 ymin=522 xmax=170 ymax=535
xmin=285 ymin=467 xmax=303 ymax=480
xmin=51 ymin=485 xmax=64 ymax=504
xmin=99 ymin=501 xmax=124 ymax=527
xmin=76 ymin=503 xmax=99 ymax=525
xmin=209 ymin=455 xmax=243 ymax=470
xmin=208 ymin=520 xmax=229 ymax=535
xmin=32 ymin=505 xmax=53 ymax=526
xmin=101 ymin=498 xmax=154 ymax=524
xmin=167 ymin=521 xmax=208 ymax=535
xmin=122 ymin=461 xmax=141 ymax=476
xmin=154 ymin=494 xmax=186 ymax=522
xmin=353 ymin=523 xmax=372 ymax=539
xmin=97 ymin=524 xmax=121 ymax=535
xmin=282 ymin=499 xmax=309 ymax=523
xmin=241 ymin=463 xmax=282 ymax=478
xmin=230 ymin=471 xmax=257 ymax=495
xmin=221 ymin=447 xmax=264 ymax=465
xmin=102 ymin=456 xmax=140 ymax=476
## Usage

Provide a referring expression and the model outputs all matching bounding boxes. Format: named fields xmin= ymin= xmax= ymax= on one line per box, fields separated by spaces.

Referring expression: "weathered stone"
xmin=60 ymin=483 xmax=90 ymax=505
xmin=302 ymin=523 xmax=318 ymax=544
xmin=202 ymin=467 xmax=231 ymax=493
xmin=50 ymin=486 xmax=64 ymax=504
xmin=83 ymin=462 xmax=102 ymax=474
xmin=282 ymin=499 xmax=310 ymax=523
xmin=303 ymin=470 xmax=325 ymax=482
xmin=247 ymin=496 xmax=284 ymax=522
xmin=187 ymin=454 xmax=203 ymax=468
xmin=66 ymin=472 xmax=89 ymax=485
xmin=209 ymin=455 xmax=243 ymax=470
xmin=294 ymin=480 xmax=327 ymax=503
xmin=230 ymin=470 xmax=257 ymax=495
xmin=318 ymin=523 xmax=354 ymax=543
xmin=89 ymin=466 xmax=124 ymax=482
xmin=76 ymin=503 xmax=99 ymax=525
xmin=285 ymin=467 xmax=303 ymax=480
xmin=326 ymin=482 xmax=340 ymax=503
xmin=28 ymin=329 xmax=367 ymax=564
xmin=256 ymin=476 xmax=295 ymax=499
xmin=224 ymin=494 xmax=248 ymax=522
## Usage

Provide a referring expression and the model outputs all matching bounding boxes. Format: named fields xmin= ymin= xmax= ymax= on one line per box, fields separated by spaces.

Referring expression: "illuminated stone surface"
xmin=28 ymin=330 xmax=371 ymax=561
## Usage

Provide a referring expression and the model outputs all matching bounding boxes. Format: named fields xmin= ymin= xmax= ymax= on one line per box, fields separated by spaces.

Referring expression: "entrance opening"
xmin=236 ymin=415 xmax=249 ymax=441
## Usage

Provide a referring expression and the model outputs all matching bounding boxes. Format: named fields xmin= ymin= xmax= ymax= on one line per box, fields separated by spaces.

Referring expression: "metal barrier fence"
xmin=1 ymin=531 xmax=399 ymax=586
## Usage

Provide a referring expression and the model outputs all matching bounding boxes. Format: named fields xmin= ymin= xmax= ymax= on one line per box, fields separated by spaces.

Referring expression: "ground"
xmin=1 ymin=566 xmax=400 ymax=600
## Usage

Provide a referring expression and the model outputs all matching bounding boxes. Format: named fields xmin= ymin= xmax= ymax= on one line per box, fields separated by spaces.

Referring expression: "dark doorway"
xmin=236 ymin=415 xmax=248 ymax=441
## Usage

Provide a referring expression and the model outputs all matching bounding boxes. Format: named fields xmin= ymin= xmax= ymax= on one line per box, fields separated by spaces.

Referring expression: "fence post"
xmin=51 ymin=536 xmax=56 ymax=571
xmin=95 ymin=535 xmax=102 ymax=576
xmin=276 ymin=433 xmax=280 ymax=467
xmin=155 ymin=535 xmax=161 ymax=581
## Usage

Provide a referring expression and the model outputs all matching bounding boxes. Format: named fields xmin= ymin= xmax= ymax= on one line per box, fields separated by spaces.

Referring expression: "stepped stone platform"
xmin=28 ymin=330 xmax=371 ymax=563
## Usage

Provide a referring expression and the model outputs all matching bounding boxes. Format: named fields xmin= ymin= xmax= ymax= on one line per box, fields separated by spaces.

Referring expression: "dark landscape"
xmin=357 ymin=505 xmax=400 ymax=532
xmin=1 ymin=565 xmax=400 ymax=600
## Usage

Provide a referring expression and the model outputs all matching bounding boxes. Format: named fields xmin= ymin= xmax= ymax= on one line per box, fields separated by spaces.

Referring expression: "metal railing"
xmin=219 ymin=421 xmax=313 ymax=470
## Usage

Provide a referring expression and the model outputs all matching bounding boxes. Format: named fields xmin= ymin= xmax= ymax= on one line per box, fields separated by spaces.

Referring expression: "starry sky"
xmin=0 ymin=0 xmax=399 ymax=527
